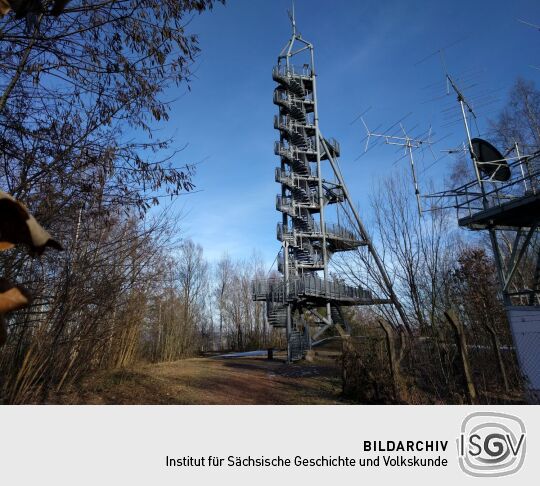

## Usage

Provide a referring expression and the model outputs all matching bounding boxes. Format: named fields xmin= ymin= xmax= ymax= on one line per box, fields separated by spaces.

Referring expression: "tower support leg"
xmin=286 ymin=304 xmax=292 ymax=364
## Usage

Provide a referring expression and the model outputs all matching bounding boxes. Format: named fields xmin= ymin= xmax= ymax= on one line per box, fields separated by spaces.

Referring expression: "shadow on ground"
xmin=50 ymin=355 xmax=345 ymax=405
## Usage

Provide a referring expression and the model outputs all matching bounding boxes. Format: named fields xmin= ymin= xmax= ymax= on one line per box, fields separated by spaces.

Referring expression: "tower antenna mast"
xmin=446 ymin=74 xmax=485 ymax=193
xmin=425 ymin=68 xmax=540 ymax=400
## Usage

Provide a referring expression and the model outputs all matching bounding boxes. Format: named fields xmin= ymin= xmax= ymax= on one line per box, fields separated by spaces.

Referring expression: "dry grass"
xmin=48 ymin=354 xmax=345 ymax=405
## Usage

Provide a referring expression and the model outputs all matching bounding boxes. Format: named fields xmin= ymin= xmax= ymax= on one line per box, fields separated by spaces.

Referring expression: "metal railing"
xmin=293 ymin=276 xmax=373 ymax=301
xmin=273 ymin=64 xmax=313 ymax=80
xmin=274 ymin=114 xmax=315 ymax=131
xmin=277 ymin=221 xmax=359 ymax=242
xmin=275 ymin=167 xmax=316 ymax=183
xmin=449 ymin=153 xmax=540 ymax=220
xmin=274 ymin=140 xmax=316 ymax=157
xmin=252 ymin=278 xmax=285 ymax=302
xmin=273 ymin=89 xmax=313 ymax=106
xmin=252 ymin=276 xmax=372 ymax=303
xmin=324 ymin=186 xmax=345 ymax=203
xmin=277 ymin=258 xmax=323 ymax=274
xmin=325 ymin=137 xmax=341 ymax=157
xmin=273 ymin=240 xmax=323 ymax=272
xmin=276 ymin=195 xmax=318 ymax=214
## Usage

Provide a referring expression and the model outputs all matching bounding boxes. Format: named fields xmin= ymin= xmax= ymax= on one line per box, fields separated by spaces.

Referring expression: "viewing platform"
xmin=443 ymin=153 xmax=540 ymax=230
xmin=252 ymin=277 xmax=386 ymax=306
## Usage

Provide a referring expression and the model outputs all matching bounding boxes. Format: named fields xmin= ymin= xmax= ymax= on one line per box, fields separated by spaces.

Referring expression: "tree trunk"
xmin=379 ymin=320 xmax=404 ymax=402
xmin=485 ymin=322 xmax=510 ymax=393
xmin=444 ymin=308 xmax=478 ymax=404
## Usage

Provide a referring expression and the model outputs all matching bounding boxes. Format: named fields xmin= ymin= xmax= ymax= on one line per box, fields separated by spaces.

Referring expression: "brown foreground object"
xmin=0 ymin=279 xmax=30 ymax=346
xmin=0 ymin=0 xmax=70 ymax=18
xmin=0 ymin=190 xmax=63 ymax=255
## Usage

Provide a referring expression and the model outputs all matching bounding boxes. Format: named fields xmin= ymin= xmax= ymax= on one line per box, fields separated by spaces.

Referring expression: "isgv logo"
xmin=457 ymin=412 xmax=526 ymax=477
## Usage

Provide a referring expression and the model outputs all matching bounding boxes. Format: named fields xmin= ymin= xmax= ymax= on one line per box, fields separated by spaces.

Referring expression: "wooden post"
xmin=444 ymin=308 xmax=478 ymax=404
xmin=341 ymin=337 xmax=354 ymax=394
xmin=378 ymin=319 xmax=403 ymax=402
xmin=341 ymin=335 xmax=380 ymax=401
xmin=485 ymin=322 xmax=510 ymax=393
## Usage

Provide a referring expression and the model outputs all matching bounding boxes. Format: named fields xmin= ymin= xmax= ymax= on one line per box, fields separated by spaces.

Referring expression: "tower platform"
xmin=459 ymin=191 xmax=540 ymax=230
xmin=449 ymin=152 xmax=540 ymax=230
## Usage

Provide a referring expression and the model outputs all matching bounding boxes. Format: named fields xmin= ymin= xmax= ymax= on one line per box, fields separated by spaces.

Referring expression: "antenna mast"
xmin=427 ymin=69 xmax=540 ymax=400
xmin=446 ymin=74 xmax=485 ymax=193
xmin=362 ymin=117 xmax=433 ymax=216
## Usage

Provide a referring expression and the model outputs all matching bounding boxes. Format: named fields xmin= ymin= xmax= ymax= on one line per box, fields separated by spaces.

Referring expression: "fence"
xmin=341 ymin=315 xmax=524 ymax=404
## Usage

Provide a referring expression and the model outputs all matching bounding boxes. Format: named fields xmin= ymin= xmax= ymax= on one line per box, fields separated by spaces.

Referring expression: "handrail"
xmin=325 ymin=137 xmax=341 ymax=156
xmin=274 ymin=114 xmax=315 ymax=130
xmin=275 ymin=167 xmax=316 ymax=182
xmin=277 ymin=221 xmax=359 ymax=242
xmin=277 ymin=252 xmax=323 ymax=270
xmin=441 ymin=153 xmax=540 ymax=196
xmin=273 ymin=64 xmax=313 ymax=79
xmin=431 ymin=153 xmax=540 ymax=219
xmin=275 ymin=140 xmax=316 ymax=155
xmin=273 ymin=87 xmax=314 ymax=106
xmin=252 ymin=276 xmax=372 ymax=303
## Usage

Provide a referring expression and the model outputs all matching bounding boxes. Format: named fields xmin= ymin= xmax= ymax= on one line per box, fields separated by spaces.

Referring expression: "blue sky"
xmin=159 ymin=0 xmax=539 ymax=267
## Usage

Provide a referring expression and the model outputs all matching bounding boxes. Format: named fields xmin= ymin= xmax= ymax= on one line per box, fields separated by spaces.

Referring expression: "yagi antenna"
xmin=517 ymin=19 xmax=540 ymax=71
xmin=447 ymin=74 xmax=477 ymax=119
xmin=441 ymin=141 xmax=468 ymax=155
xmin=445 ymin=73 xmax=485 ymax=189
xmin=361 ymin=116 xmax=433 ymax=217
xmin=518 ymin=18 xmax=540 ymax=31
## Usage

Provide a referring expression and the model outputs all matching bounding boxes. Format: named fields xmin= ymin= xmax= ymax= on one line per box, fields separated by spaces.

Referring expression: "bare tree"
xmin=0 ymin=1 xmax=225 ymax=403
xmin=214 ymin=253 xmax=234 ymax=351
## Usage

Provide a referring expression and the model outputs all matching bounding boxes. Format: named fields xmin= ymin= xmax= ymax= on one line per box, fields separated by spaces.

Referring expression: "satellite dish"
xmin=471 ymin=138 xmax=511 ymax=182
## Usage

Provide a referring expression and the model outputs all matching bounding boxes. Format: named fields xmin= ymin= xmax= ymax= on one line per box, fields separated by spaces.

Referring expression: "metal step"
xmin=330 ymin=305 xmax=351 ymax=334
xmin=289 ymin=329 xmax=309 ymax=361
xmin=267 ymin=301 xmax=287 ymax=328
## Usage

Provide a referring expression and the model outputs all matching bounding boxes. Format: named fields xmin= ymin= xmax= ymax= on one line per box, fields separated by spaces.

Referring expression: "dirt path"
xmin=52 ymin=355 xmax=345 ymax=405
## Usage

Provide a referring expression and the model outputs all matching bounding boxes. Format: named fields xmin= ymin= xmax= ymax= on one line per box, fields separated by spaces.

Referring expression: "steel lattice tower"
xmin=253 ymin=9 xmax=409 ymax=362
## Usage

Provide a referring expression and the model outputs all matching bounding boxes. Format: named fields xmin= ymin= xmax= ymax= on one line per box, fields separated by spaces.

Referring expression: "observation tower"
xmin=253 ymin=8 xmax=409 ymax=362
